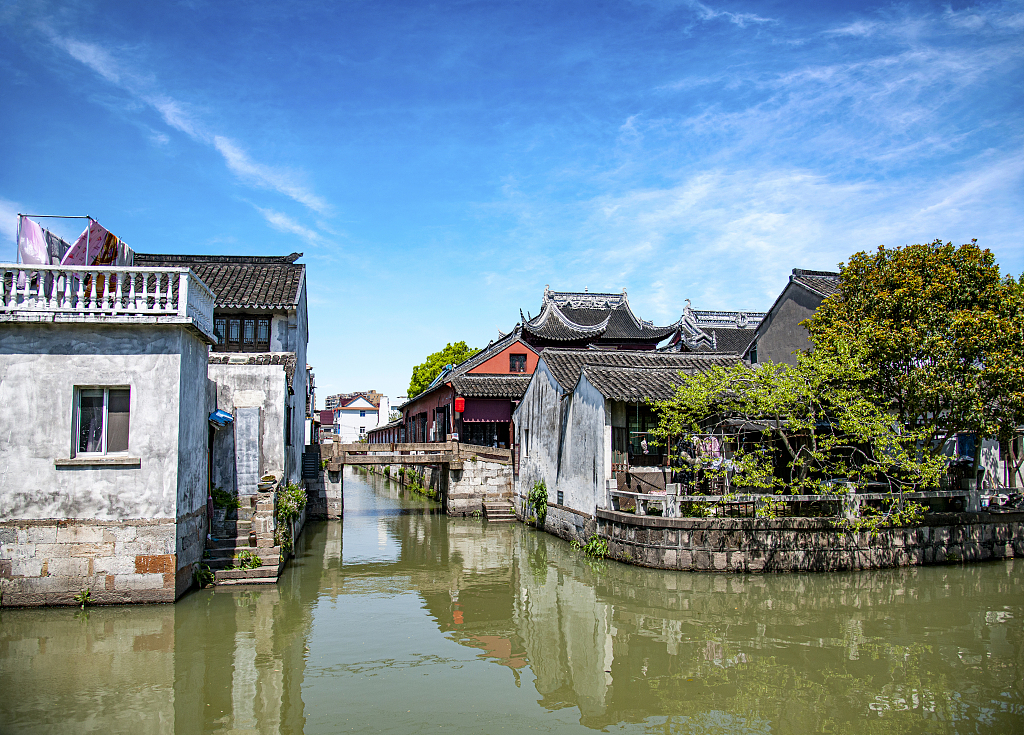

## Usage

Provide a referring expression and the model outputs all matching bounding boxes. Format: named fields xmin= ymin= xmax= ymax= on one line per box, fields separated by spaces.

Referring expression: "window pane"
xmin=215 ymin=318 xmax=226 ymax=345
xmin=257 ymin=319 xmax=269 ymax=343
xmin=243 ymin=319 xmax=255 ymax=345
xmin=106 ymin=389 xmax=130 ymax=453
xmin=229 ymin=319 xmax=240 ymax=343
xmin=78 ymin=390 xmax=104 ymax=453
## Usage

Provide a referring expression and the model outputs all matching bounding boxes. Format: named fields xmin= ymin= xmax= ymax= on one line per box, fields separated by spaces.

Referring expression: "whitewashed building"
xmin=0 ymin=262 xmax=218 ymax=605
xmin=334 ymin=393 xmax=389 ymax=443
xmin=513 ymin=350 xmax=738 ymax=541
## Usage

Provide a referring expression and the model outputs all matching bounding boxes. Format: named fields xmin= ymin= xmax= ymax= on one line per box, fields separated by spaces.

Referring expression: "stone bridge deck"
xmin=324 ymin=442 xmax=510 ymax=471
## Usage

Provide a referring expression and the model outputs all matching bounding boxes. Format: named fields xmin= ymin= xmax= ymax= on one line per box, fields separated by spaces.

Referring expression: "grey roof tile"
xmin=134 ymin=252 xmax=304 ymax=309
xmin=791 ymin=269 xmax=840 ymax=298
xmin=450 ymin=374 xmax=533 ymax=398
xmin=539 ymin=348 xmax=740 ymax=394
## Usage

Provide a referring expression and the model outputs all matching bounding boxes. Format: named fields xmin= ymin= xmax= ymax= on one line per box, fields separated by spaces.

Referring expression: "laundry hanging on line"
xmin=17 ymin=217 xmax=47 ymax=266
xmin=60 ymin=219 xmax=134 ymax=267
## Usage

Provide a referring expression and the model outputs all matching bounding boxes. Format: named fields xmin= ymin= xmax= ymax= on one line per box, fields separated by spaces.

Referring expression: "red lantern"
xmin=454 ymin=397 xmax=465 ymax=413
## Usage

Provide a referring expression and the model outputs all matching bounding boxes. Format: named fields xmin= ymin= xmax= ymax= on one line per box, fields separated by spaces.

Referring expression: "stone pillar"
xmin=235 ymin=407 xmax=262 ymax=497
xmin=324 ymin=468 xmax=343 ymax=519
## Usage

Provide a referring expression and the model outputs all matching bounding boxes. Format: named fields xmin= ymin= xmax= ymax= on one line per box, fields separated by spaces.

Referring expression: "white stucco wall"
xmin=209 ymin=364 xmax=289 ymax=486
xmin=514 ymin=361 xmax=564 ymax=510
xmin=514 ymin=362 xmax=608 ymax=517
xmin=0 ymin=324 xmax=209 ymax=521
xmin=337 ymin=405 xmax=379 ymax=443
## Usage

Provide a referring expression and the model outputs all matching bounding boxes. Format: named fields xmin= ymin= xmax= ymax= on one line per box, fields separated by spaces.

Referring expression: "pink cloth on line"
xmin=61 ymin=220 xmax=126 ymax=267
xmin=17 ymin=217 xmax=47 ymax=266
xmin=17 ymin=217 xmax=48 ymax=288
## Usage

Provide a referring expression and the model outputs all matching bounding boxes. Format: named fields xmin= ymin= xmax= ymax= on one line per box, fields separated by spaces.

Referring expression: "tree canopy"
xmin=806 ymin=239 xmax=1024 ymax=454
xmin=407 ymin=341 xmax=478 ymax=398
xmin=651 ymin=239 xmax=1024 ymax=525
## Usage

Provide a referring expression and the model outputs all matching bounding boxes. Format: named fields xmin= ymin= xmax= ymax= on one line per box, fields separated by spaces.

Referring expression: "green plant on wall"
xmin=527 ymin=481 xmax=548 ymax=527
xmin=193 ymin=563 xmax=215 ymax=588
xmin=275 ymin=482 xmax=307 ymax=556
xmin=73 ymin=588 xmax=92 ymax=608
xmin=211 ymin=487 xmax=240 ymax=511
xmin=231 ymin=550 xmax=262 ymax=570
xmin=570 ymin=534 xmax=608 ymax=559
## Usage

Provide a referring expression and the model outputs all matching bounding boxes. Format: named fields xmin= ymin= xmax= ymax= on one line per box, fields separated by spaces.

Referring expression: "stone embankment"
xmin=514 ymin=496 xmax=1024 ymax=572
xmin=362 ymin=454 xmax=512 ymax=516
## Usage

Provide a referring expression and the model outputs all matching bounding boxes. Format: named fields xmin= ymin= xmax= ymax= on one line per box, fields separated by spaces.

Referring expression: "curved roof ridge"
xmin=527 ymin=299 xmax=609 ymax=334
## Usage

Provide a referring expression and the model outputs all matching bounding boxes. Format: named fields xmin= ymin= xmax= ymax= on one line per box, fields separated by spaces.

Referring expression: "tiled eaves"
xmin=540 ymin=348 xmax=741 ymax=394
xmin=134 ymin=253 xmax=304 ymax=310
xmin=208 ymin=352 xmax=297 ymax=390
xmin=450 ymin=374 xmax=533 ymax=399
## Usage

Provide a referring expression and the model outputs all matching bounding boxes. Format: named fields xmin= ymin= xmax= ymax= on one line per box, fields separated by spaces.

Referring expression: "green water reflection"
xmin=1 ymin=467 xmax=1020 ymax=734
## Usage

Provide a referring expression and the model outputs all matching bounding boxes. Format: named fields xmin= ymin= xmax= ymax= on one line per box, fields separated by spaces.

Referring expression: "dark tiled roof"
xmin=134 ymin=252 xmax=305 ymax=309
xmin=527 ymin=289 xmax=677 ymax=344
xmin=580 ymin=365 xmax=691 ymax=402
xmin=523 ymin=302 xmax=609 ymax=342
xmin=208 ymin=352 xmax=297 ymax=390
xmin=791 ymin=269 xmax=840 ymax=298
xmin=450 ymin=374 xmax=533 ymax=398
xmin=685 ymin=327 xmax=757 ymax=355
xmin=539 ymin=348 xmax=740 ymax=394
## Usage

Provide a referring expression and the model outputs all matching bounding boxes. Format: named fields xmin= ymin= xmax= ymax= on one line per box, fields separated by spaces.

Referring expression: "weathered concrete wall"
xmin=0 ymin=324 xmax=187 ymax=520
xmin=286 ymin=281 xmax=308 ymax=484
xmin=324 ymin=468 xmax=344 ymax=518
xmin=597 ymin=510 xmax=1024 ymax=572
xmin=175 ymin=332 xmax=214 ymax=591
xmin=513 ymin=362 xmax=607 ymax=519
xmin=209 ymin=363 xmax=288 ymax=488
xmin=0 ymin=323 xmax=212 ymax=605
xmin=514 ymin=362 xmax=564 ymax=514
xmin=753 ymin=282 xmax=821 ymax=366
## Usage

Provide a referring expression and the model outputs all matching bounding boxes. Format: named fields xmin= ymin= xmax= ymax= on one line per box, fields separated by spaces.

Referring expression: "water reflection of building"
xmin=387 ymin=489 xmax=1024 ymax=732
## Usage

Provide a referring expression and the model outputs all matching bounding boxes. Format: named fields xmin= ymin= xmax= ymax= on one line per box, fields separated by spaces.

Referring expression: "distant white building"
xmin=333 ymin=392 xmax=389 ymax=443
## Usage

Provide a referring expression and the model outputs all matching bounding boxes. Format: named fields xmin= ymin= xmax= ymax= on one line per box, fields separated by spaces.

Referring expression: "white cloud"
xmin=0 ymin=198 xmax=21 ymax=256
xmin=683 ymin=0 xmax=774 ymax=28
xmin=48 ymin=35 xmax=333 ymax=218
xmin=253 ymin=206 xmax=324 ymax=246
xmin=215 ymin=138 xmax=331 ymax=216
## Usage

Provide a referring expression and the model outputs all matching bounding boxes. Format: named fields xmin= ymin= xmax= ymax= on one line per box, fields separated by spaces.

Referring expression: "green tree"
xmin=650 ymin=351 xmax=944 ymax=497
xmin=407 ymin=341 xmax=478 ymax=398
xmin=806 ymin=239 xmax=1024 ymax=459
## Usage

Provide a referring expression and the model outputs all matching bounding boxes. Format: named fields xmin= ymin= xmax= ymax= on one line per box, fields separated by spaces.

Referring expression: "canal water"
xmin=1 ymin=467 xmax=1021 ymax=734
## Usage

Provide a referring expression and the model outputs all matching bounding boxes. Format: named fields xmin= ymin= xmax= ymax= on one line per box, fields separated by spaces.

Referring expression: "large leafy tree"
xmin=650 ymin=351 xmax=945 ymax=497
xmin=806 ymin=239 xmax=1024 ymax=458
xmin=407 ymin=341 xmax=478 ymax=398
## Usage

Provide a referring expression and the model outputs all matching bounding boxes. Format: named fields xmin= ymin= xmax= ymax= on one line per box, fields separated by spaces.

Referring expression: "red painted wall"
xmin=468 ymin=339 xmax=539 ymax=374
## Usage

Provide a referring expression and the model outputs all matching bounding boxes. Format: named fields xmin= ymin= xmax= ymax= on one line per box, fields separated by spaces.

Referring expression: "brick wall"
xmin=1 ymin=519 xmax=180 ymax=606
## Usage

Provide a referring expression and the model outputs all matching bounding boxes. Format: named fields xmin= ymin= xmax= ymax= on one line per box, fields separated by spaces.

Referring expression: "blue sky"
xmin=2 ymin=0 xmax=1022 ymax=402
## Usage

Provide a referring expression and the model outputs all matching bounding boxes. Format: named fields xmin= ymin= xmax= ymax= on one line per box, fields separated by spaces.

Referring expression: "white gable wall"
xmin=514 ymin=361 xmax=608 ymax=520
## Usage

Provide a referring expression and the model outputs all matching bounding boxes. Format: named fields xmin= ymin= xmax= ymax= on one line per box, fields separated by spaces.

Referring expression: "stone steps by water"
xmin=484 ymin=501 xmax=516 ymax=523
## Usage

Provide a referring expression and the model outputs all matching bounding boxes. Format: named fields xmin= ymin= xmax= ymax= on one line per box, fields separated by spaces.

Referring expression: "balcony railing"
xmin=1 ymin=264 xmax=216 ymax=341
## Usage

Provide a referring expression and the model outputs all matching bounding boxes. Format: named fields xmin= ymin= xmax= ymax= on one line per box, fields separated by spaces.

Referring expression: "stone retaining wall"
xmin=366 ymin=460 xmax=511 ymax=516
xmin=596 ymin=509 xmax=1024 ymax=572
xmin=1 ymin=519 xmax=180 ymax=606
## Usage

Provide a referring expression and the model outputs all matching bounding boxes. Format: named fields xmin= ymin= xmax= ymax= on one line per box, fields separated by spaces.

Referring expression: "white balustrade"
xmin=1 ymin=264 xmax=216 ymax=339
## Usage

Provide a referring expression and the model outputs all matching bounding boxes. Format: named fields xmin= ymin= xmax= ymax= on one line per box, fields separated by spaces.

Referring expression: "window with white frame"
xmin=76 ymin=388 xmax=130 ymax=455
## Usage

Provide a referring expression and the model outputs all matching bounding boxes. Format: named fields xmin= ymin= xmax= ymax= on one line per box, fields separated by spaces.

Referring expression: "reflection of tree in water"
xmin=417 ymin=519 xmax=1022 ymax=733
xmin=338 ymin=472 xmax=1022 ymax=733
